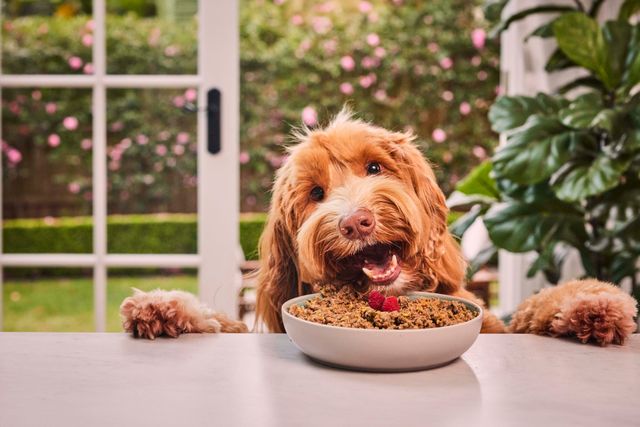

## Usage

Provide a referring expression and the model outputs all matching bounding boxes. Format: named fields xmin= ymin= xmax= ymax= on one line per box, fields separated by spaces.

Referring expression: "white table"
xmin=1 ymin=333 xmax=638 ymax=427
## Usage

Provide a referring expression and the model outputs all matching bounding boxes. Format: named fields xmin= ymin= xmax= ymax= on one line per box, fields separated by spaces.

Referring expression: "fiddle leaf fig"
xmin=492 ymin=116 xmax=573 ymax=184
xmin=551 ymin=156 xmax=631 ymax=201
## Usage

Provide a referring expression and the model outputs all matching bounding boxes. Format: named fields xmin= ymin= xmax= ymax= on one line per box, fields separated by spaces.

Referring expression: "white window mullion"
xmin=93 ymin=0 xmax=107 ymax=332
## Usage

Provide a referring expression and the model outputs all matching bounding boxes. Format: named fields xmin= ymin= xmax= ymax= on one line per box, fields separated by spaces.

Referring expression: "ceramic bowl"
xmin=282 ymin=292 xmax=483 ymax=372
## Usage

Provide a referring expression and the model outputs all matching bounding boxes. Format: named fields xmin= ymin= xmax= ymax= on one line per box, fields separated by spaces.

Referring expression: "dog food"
xmin=288 ymin=286 xmax=477 ymax=329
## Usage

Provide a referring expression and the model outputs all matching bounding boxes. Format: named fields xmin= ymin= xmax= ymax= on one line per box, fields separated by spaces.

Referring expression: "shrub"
xmin=2 ymin=0 xmax=500 ymax=216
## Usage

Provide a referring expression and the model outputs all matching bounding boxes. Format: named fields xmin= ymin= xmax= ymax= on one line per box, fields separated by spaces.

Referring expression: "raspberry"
xmin=368 ymin=291 xmax=385 ymax=310
xmin=381 ymin=296 xmax=400 ymax=312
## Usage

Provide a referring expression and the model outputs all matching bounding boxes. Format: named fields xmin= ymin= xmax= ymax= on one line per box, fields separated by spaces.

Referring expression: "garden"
xmin=2 ymin=0 xmax=500 ymax=330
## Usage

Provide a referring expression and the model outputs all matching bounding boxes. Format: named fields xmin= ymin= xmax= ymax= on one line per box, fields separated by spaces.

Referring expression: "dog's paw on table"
xmin=120 ymin=288 xmax=248 ymax=339
xmin=509 ymin=279 xmax=638 ymax=346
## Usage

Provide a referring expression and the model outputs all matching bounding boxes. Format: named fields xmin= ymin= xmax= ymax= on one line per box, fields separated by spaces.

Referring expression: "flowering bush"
xmin=2 ymin=0 xmax=499 ymax=215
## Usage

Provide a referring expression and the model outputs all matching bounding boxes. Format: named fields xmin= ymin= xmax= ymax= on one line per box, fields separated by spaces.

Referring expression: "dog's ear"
xmin=389 ymin=133 xmax=465 ymax=293
xmin=255 ymin=166 xmax=302 ymax=333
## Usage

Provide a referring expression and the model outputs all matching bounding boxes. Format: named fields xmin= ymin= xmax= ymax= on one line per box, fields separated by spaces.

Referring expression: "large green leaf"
xmin=497 ymin=179 xmax=558 ymax=204
xmin=449 ymin=204 xmax=485 ymax=238
xmin=622 ymin=25 xmax=640 ymax=90
xmin=545 ymin=48 xmax=575 ymax=72
xmin=551 ymin=156 xmax=631 ymax=201
xmin=492 ymin=116 xmax=573 ymax=184
xmin=558 ymin=93 xmax=604 ymax=128
xmin=488 ymin=94 xmax=568 ymax=133
xmin=489 ymin=4 xmax=575 ymax=37
xmin=484 ymin=203 xmax=585 ymax=252
xmin=455 ymin=161 xmax=499 ymax=198
xmin=553 ymin=14 xmax=630 ymax=90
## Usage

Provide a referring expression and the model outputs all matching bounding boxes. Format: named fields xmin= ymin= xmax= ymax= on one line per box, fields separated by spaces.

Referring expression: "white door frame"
xmin=0 ymin=0 xmax=240 ymax=330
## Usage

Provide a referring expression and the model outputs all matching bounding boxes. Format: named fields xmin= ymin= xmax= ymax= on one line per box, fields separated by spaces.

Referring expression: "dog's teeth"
xmin=362 ymin=267 xmax=375 ymax=279
xmin=391 ymin=254 xmax=398 ymax=269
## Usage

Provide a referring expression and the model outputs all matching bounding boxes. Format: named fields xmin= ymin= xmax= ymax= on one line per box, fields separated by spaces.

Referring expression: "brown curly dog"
xmin=120 ymin=110 xmax=637 ymax=345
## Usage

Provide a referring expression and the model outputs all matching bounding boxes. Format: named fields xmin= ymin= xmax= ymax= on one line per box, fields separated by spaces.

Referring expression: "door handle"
xmin=207 ymin=88 xmax=221 ymax=154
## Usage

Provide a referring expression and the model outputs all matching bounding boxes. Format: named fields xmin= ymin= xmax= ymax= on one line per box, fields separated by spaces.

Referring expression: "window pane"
xmin=107 ymin=268 xmax=197 ymax=332
xmin=3 ymin=267 xmax=93 ymax=331
xmin=106 ymin=88 xmax=197 ymax=254
xmin=106 ymin=0 xmax=197 ymax=74
xmin=2 ymin=88 xmax=93 ymax=253
xmin=1 ymin=1 xmax=93 ymax=74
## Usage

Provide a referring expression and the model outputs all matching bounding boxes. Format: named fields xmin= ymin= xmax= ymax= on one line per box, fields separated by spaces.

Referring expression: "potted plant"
xmin=450 ymin=0 xmax=640 ymax=302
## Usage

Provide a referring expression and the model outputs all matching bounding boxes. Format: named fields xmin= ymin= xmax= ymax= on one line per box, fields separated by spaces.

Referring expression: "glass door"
xmin=0 ymin=0 xmax=239 ymax=331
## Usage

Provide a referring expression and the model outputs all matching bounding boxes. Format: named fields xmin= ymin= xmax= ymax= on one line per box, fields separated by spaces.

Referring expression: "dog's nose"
xmin=339 ymin=208 xmax=375 ymax=240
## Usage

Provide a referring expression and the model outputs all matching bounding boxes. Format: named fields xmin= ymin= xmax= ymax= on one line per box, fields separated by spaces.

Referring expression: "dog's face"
xmin=256 ymin=111 xmax=464 ymax=331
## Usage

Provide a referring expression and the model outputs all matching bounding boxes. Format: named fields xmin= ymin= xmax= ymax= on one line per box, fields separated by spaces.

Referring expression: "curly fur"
xmin=509 ymin=280 xmax=638 ymax=346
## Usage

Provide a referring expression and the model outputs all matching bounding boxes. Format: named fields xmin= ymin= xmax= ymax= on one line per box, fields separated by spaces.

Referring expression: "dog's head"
xmin=256 ymin=110 xmax=465 ymax=331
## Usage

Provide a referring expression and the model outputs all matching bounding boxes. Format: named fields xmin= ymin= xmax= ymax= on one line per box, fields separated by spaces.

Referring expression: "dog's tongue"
xmin=362 ymin=254 xmax=398 ymax=282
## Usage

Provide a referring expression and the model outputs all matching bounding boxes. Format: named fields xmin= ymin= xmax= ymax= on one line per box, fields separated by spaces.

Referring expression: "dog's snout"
xmin=339 ymin=208 xmax=375 ymax=240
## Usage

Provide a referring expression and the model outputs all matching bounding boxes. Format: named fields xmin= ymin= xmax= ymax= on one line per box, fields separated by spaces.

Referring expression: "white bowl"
xmin=282 ymin=292 xmax=483 ymax=372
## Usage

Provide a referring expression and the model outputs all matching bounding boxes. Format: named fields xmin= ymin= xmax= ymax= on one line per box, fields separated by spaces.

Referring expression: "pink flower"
xmin=155 ymin=144 xmax=167 ymax=156
xmin=136 ymin=134 xmax=149 ymax=145
xmin=158 ymin=131 xmax=171 ymax=141
xmin=173 ymin=96 xmax=186 ymax=108
xmin=119 ymin=138 xmax=132 ymax=149
xmin=340 ymin=55 xmax=356 ymax=71
xmin=340 ymin=82 xmax=354 ymax=95
xmin=302 ymin=106 xmax=318 ymax=127
xmin=173 ymin=145 xmax=185 ymax=156
xmin=184 ymin=88 xmax=197 ymax=102
xmin=322 ymin=39 xmax=337 ymax=55
xmin=392 ymin=0 xmax=403 ymax=5
xmin=109 ymin=147 xmax=122 ymax=161
xmin=427 ymin=42 xmax=439 ymax=53
xmin=374 ymin=47 xmax=386 ymax=58
xmin=477 ymin=70 xmax=488 ymax=81
xmin=63 ymin=116 xmax=79 ymax=131
xmin=81 ymin=138 xmax=92 ymax=150
xmin=176 ymin=132 xmax=190 ymax=144
xmin=459 ymin=102 xmax=472 ymax=115
xmin=9 ymin=102 xmax=20 ymax=115
xmin=239 ymin=151 xmax=250 ymax=164
xmin=358 ymin=1 xmax=373 ymax=13
xmin=48 ymin=134 xmax=61 ymax=147
xmin=110 ymin=121 xmax=124 ymax=132
xmin=439 ymin=57 xmax=453 ymax=70
xmin=441 ymin=90 xmax=454 ymax=102
xmin=83 ymin=63 xmax=94 ymax=74
xmin=473 ymin=145 xmax=487 ymax=159
xmin=311 ymin=16 xmax=332 ymax=34
xmin=366 ymin=33 xmax=380 ymax=46
xmin=6 ymin=148 xmax=22 ymax=165
xmin=148 ymin=28 xmax=161 ymax=46
xmin=164 ymin=45 xmax=180 ymax=57
xmin=361 ymin=56 xmax=379 ymax=69
xmin=31 ymin=90 xmax=42 ymax=100
xmin=68 ymin=182 xmax=81 ymax=194
xmin=471 ymin=29 xmax=486 ymax=50
xmin=359 ymin=73 xmax=377 ymax=88
xmin=86 ymin=20 xmax=95 ymax=31
xmin=374 ymin=89 xmax=387 ymax=101
xmin=82 ymin=34 xmax=93 ymax=47
xmin=431 ymin=128 xmax=447 ymax=143
xmin=471 ymin=56 xmax=481 ymax=66
xmin=291 ymin=15 xmax=304 ymax=26
xmin=143 ymin=175 xmax=155 ymax=185
xmin=274 ymin=0 xmax=285 ymax=4
xmin=68 ymin=56 xmax=83 ymax=70
xmin=45 ymin=102 xmax=57 ymax=115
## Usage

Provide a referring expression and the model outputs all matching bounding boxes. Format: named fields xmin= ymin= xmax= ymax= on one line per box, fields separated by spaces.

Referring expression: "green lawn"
xmin=3 ymin=275 xmax=197 ymax=332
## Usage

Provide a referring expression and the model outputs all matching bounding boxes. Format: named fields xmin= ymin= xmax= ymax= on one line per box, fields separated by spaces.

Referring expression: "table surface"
xmin=1 ymin=333 xmax=638 ymax=427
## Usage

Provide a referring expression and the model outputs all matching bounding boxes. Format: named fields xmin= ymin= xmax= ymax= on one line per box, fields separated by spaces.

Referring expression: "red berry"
xmin=368 ymin=291 xmax=385 ymax=310
xmin=381 ymin=296 xmax=400 ymax=312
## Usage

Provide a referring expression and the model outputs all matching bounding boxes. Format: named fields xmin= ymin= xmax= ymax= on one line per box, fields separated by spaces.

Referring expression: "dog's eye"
xmin=366 ymin=162 xmax=382 ymax=175
xmin=310 ymin=186 xmax=325 ymax=202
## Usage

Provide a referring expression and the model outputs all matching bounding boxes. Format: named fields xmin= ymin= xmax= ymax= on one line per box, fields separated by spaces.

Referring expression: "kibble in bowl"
xmin=282 ymin=288 xmax=483 ymax=372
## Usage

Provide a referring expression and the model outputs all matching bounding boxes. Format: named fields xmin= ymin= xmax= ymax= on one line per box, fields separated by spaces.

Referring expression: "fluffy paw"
xmin=120 ymin=289 xmax=224 ymax=339
xmin=552 ymin=293 xmax=638 ymax=346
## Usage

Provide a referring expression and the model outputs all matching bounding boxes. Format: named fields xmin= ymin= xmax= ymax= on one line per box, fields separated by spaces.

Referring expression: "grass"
xmin=3 ymin=275 xmax=197 ymax=332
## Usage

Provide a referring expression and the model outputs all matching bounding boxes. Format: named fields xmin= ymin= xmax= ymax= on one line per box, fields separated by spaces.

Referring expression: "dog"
xmin=120 ymin=110 xmax=637 ymax=345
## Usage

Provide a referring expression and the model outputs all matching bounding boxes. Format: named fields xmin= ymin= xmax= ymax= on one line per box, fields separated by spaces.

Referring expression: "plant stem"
xmin=573 ymin=0 xmax=586 ymax=12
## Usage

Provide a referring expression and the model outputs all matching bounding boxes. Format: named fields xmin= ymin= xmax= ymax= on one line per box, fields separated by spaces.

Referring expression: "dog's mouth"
xmin=334 ymin=242 xmax=403 ymax=286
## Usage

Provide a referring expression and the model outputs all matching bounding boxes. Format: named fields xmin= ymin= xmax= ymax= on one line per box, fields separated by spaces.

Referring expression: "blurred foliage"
xmin=2 ymin=0 xmax=499 ymax=214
